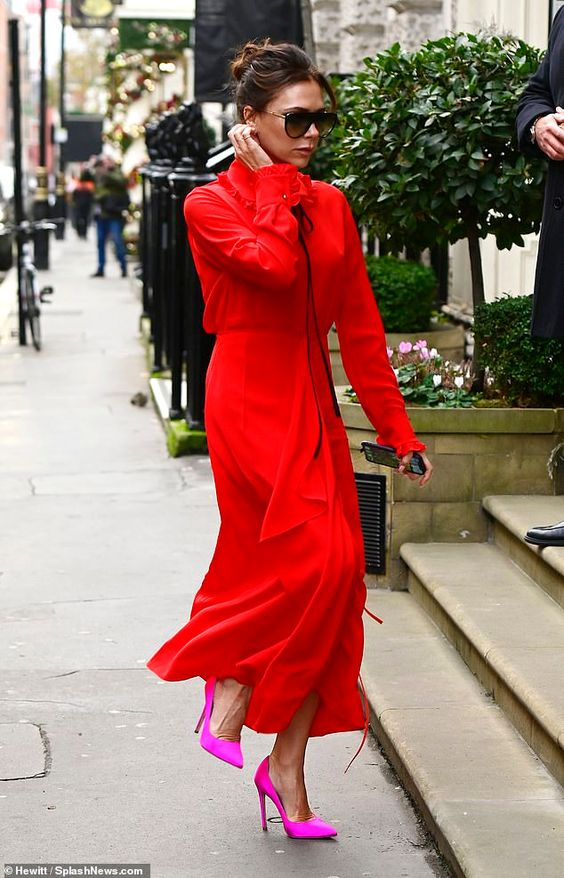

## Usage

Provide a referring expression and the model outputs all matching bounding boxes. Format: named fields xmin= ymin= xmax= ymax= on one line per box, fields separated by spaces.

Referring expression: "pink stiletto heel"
xmin=194 ymin=677 xmax=244 ymax=769
xmin=258 ymin=788 xmax=267 ymax=831
xmin=253 ymin=756 xmax=337 ymax=839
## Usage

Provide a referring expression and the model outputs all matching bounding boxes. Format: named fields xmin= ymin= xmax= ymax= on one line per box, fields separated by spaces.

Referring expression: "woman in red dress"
xmin=148 ymin=40 xmax=432 ymax=838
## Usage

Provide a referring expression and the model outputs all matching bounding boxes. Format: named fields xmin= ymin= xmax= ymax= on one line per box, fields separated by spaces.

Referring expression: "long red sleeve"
xmin=335 ymin=195 xmax=425 ymax=456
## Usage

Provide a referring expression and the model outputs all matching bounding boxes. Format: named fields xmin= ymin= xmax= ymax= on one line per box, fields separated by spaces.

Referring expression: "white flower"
xmin=433 ymin=374 xmax=442 ymax=387
xmin=429 ymin=348 xmax=439 ymax=358
xmin=454 ymin=376 xmax=464 ymax=388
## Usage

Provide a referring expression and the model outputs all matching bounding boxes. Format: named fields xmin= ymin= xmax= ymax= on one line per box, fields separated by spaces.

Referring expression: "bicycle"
xmin=0 ymin=219 xmax=56 ymax=351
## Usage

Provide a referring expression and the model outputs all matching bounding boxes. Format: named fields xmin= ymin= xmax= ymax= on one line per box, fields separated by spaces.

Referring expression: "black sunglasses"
xmin=263 ymin=110 xmax=338 ymax=139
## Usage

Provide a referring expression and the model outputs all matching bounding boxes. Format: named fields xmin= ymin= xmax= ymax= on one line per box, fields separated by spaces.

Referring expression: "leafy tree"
xmin=333 ymin=32 xmax=545 ymax=309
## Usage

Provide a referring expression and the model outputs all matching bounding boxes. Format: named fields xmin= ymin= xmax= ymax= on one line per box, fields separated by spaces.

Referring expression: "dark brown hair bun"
xmin=230 ymin=40 xmax=336 ymax=117
xmin=230 ymin=38 xmax=272 ymax=82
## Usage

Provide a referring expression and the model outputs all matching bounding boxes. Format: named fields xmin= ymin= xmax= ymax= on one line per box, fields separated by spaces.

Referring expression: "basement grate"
xmin=354 ymin=471 xmax=386 ymax=575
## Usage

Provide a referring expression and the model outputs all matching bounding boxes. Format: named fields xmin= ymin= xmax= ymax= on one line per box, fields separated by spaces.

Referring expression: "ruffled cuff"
xmin=395 ymin=438 xmax=427 ymax=457
xmin=255 ymin=163 xmax=312 ymax=210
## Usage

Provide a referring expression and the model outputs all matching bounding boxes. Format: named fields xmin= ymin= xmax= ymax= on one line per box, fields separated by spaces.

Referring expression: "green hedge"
xmin=474 ymin=295 xmax=564 ymax=406
xmin=365 ymin=255 xmax=436 ymax=333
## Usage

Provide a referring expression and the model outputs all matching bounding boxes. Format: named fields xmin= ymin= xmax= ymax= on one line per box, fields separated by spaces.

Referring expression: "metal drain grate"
xmin=354 ymin=472 xmax=386 ymax=574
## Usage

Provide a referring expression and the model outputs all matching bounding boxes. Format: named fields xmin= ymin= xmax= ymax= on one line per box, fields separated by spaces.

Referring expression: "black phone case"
xmin=360 ymin=441 xmax=426 ymax=475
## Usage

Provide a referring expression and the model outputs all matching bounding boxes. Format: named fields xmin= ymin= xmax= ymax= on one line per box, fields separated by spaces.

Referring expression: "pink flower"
xmin=398 ymin=341 xmax=413 ymax=354
xmin=386 ymin=346 xmax=394 ymax=359
xmin=419 ymin=347 xmax=430 ymax=360
xmin=413 ymin=339 xmax=428 ymax=351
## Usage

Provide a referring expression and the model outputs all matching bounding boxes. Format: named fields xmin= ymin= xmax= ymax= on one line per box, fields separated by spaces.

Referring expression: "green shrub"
xmin=365 ymin=255 xmax=436 ymax=333
xmin=474 ymin=295 xmax=564 ymax=406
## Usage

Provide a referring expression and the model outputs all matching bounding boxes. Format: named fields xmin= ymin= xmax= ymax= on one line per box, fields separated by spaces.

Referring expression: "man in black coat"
xmin=517 ymin=8 xmax=564 ymax=547
xmin=517 ymin=6 xmax=564 ymax=339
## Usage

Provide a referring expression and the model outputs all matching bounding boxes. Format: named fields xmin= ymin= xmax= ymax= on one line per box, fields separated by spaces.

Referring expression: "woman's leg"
xmin=268 ymin=692 xmax=319 ymax=822
xmin=208 ymin=681 xmax=320 ymax=821
xmin=209 ymin=677 xmax=251 ymax=742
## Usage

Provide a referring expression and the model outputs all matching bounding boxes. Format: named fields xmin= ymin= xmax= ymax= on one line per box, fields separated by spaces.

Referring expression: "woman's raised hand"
xmin=228 ymin=124 xmax=273 ymax=171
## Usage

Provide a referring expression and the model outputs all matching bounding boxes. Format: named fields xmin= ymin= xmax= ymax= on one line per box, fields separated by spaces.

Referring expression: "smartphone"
xmin=360 ymin=441 xmax=426 ymax=476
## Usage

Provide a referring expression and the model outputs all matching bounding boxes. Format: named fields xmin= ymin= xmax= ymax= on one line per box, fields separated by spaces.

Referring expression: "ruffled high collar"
xmin=218 ymin=159 xmax=315 ymax=210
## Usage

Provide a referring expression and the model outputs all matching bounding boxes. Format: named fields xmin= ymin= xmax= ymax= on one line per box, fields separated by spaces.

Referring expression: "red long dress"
xmin=147 ymin=159 xmax=425 ymax=738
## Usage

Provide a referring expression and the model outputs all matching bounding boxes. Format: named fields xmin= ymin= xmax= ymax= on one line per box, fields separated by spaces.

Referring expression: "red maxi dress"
xmin=147 ymin=159 xmax=425 ymax=738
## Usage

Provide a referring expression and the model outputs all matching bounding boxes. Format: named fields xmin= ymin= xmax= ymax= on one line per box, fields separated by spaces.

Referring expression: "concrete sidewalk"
xmin=0 ymin=236 xmax=449 ymax=878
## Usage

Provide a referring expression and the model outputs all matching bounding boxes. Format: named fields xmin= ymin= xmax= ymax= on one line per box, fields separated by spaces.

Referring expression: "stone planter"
xmin=329 ymin=322 xmax=466 ymax=385
xmin=340 ymin=394 xmax=564 ymax=588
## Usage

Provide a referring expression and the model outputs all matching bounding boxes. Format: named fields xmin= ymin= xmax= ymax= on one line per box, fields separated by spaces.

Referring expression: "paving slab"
xmin=0 ymin=722 xmax=47 ymax=780
xmin=0 ymin=237 xmax=449 ymax=878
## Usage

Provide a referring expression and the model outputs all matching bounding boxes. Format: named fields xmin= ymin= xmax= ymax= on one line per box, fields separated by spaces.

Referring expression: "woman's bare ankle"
xmin=210 ymin=678 xmax=250 ymax=741
xmin=269 ymin=751 xmax=303 ymax=778
xmin=268 ymin=753 xmax=313 ymax=821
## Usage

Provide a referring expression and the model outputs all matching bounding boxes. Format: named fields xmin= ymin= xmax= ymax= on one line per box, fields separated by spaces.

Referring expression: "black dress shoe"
xmin=91 ymin=269 xmax=104 ymax=277
xmin=524 ymin=521 xmax=564 ymax=547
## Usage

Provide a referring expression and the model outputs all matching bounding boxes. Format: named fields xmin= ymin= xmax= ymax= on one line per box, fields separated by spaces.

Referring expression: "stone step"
xmin=363 ymin=590 xmax=564 ymax=878
xmin=483 ymin=494 xmax=564 ymax=609
xmin=399 ymin=542 xmax=564 ymax=786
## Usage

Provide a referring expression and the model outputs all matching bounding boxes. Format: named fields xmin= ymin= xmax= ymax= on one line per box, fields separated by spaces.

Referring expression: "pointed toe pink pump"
xmin=194 ymin=677 xmax=244 ymax=769
xmin=254 ymin=756 xmax=338 ymax=839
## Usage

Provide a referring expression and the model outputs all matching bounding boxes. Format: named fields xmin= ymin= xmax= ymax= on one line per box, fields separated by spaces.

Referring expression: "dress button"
xmin=554 ymin=196 xmax=563 ymax=209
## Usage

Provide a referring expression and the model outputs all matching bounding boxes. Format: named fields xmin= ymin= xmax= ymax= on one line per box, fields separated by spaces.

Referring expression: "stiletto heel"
xmin=258 ymin=789 xmax=267 ymax=831
xmin=253 ymin=756 xmax=337 ymax=839
xmin=194 ymin=706 xmax=205 ymax=734
xmin=195 ymin=677 xmax=244 ymax=769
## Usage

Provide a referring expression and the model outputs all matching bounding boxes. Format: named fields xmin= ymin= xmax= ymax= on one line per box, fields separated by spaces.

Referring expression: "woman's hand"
xmin=228 ymin=123 xmax=273 ymax=171
xmin=398 ymin=451 xmax=433 ymax=487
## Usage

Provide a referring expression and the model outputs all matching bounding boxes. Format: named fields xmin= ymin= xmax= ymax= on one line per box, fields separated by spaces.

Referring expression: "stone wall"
xmin=310 ymin=0 xmax=341 ymax=73
xmin=387 ymin=0 xmax=445 ymax=52
xmin=338 ymin=0 xmax=386 ymax=72
xmin=311 ymin=0 xmax=447 ymax=74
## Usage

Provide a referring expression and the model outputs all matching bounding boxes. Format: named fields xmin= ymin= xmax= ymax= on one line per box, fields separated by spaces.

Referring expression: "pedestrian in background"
xmin=91 ymin=157 xmax=129 ymax=278
xmin=517 ymin=6 xmax=564 ymax=546
xmin=71 ymin=167 xmax=95 ymax=239
xmin=148 ymin=40 xmax=432 ymax=838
